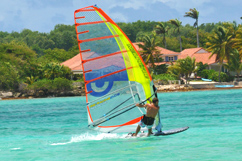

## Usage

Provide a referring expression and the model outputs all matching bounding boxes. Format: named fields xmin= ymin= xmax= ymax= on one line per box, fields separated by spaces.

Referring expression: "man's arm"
xmin=136 ymin=103 xmax=148 ymax=108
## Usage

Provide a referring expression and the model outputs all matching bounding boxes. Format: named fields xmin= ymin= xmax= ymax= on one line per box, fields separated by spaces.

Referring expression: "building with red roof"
xmin=61 ymin=54 xmax=83 ymax=74
xmin=61 ymin=44 xmax=226 ymax=75
xmin=133 ymin=42 xmax=181 ymax=66
xmin=179 ymin=47 xmax=223 ymax=72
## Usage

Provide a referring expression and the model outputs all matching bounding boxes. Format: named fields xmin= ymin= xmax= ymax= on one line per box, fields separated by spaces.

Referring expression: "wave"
xmin=50 ymin=132 xmax=126 ymax=146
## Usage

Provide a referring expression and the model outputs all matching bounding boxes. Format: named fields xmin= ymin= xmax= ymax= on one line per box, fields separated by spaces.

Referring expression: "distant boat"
xmin=215 ymin=85 xmax=234 ymax=88
xmin=201 ymin=78 xmax=212 ymax=82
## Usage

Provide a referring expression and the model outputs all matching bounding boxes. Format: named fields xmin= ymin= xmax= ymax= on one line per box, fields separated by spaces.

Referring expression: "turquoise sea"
xmin=1 ymin=89 xmax=242 ymax=161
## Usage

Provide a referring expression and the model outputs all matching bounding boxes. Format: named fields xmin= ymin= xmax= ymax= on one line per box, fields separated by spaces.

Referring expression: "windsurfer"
xmin=132 ymin=97 xmax=159 ymax=137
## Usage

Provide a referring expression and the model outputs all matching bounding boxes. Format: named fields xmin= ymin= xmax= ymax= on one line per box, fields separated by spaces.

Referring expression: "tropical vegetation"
xmin=168 ymin=19 xmax=183 ymax=51
xmin=168 ymin=56 xmax=196 ymax=84
xmin=137 ymin=33 xmax=160 ymax=71
xmin=184 ymin=8 xmax=200 ymax=47
xmin=1 ymin=8 xmax=242 ymax=93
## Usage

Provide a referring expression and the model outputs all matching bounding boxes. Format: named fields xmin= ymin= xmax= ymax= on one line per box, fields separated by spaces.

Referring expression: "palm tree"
xmin=168 ymin=19 xmax=182 ymax=51
xmin=154 ymin=22 xmax=169 ymax=49
xmin=206 ymin=26 xmax=234 ymax=82
xmin=233 ymin=25 xmax=242 ymax=57
xmin=25 ymin=75 xmax=39 ymax=85
xmin=168 ymin=56 xmax=196 ymax=84
xmin=184 ymin=8 xmax=200 ymax=47
xmin=223 ymin=49 xmax=242 ymax=82
xmin=43 ymin=63 xmax=64 ymax=80
xmin=137 ymin=32 xmax=160 ymax=73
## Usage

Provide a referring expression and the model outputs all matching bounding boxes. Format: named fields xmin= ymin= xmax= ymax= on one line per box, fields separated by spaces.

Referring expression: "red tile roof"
xmin=133 ymin=42 xmax=180 ymax=56
xmin=61 ymin=53 xmax=83 ymax=71
xmin=179 ymin=47 xmax=217 ymax=65
xmin=180 ymin=48 xmax=202 ymax=58
xmin=61 ymin=52 xmax=125 ymax=72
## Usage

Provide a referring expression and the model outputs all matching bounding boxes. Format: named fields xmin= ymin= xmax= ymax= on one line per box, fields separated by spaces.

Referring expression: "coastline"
xmin=1 ymin=85 xmax=242 ymax=101
xmin=158 ymin=86 xmax=242 ymax=93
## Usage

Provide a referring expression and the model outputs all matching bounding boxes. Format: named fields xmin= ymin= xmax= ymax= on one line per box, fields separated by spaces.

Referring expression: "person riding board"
xmin=132 ymin=97 xmax=160 ymax=137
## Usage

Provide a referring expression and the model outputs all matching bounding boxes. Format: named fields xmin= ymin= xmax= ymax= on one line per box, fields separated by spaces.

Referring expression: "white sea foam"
xmin=71 ymin=133 xmax=126 ymax=142
xmin=10 ymin=148 xmax=21 ymax=150
xmin=51 ymin=133 xmax=126 ymax=146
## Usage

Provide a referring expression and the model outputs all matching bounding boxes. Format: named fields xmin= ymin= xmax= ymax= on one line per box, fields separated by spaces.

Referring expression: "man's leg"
xmin=147 ymin=128 xmax=152 ymax=137
xmin=132 ymin=125 xmax=141 ymax=136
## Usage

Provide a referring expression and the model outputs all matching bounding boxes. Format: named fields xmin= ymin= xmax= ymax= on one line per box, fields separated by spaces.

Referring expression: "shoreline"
xmin=158 ymin=86 xmax=242 ymax=92
xmin=1 ymin=86 xmax=242 ymax=101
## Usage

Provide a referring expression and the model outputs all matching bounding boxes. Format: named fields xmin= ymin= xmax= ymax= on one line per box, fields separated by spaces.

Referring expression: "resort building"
xmin=61 ymin=54 xmax=83 ymax=74
xmin=132 ymin=42 xmax=181 ymax=66
xmin=179 ymin=47 xmax=220 ymax=70
xmin=62 ymin=44 xmax=240 ymax=76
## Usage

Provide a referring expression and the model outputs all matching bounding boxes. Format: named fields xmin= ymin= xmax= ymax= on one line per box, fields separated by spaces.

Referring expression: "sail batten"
xmin=74 ymin=5 xmax=159 ymax=133
xmin=75 ymin=16 xmax=85 ymax=19
xmin=78 ymin=35 xmax=119 ymax=43
xmin=82 ymin=50 xmax=127 ymax=64
xmin=75 ymin=20 xmax=107 ymax=27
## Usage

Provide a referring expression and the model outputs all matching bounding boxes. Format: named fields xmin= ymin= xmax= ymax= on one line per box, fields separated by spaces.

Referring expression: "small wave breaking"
xmin=51 ymin=132 xmax=126 ymax=146
xmin=10 ymin=147 xmax=21 ymax=150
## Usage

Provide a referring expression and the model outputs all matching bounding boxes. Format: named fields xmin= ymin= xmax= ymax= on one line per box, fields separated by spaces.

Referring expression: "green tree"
xmin=42 ymin=63 xmax=71 ymax=80
xmin=184 ymin=8 xmax=200 ymax=47
xmin=0 ymin=41 xmax=37 ymax=81
xmin=137 ymin=33 xmax=160 ymax=72
xmin=206 ymin=26 xmax=234 ymax=82
xmin=196 ymin=62 xmax=208 ymax=77
xmin=52 ymin=78 xmax=72 ymax=91
xmin=0 ymin=62 xmax=19 ymax=90
xmin=233 ymin=25 xmax=242 ymax=57
xmin=168 ymin=56 xmax=196 ymax=84
xmin=154 ymin=22 xmax=169 ymax=49
xmin=168 ymin=19 xmax=182 ymax=51
xmin=223 ymin=49 xmax=242 ymax=82
xmin=154 ymin=64 xmax=167 ymax=74
xmin=49 ymin=24 xmax=76 ymax=51
xmin=39 ymin=48 xmax=75 ymax=63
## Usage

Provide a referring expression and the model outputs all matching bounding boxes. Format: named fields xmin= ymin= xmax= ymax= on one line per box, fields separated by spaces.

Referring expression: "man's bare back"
xmin=144 ymin=103 xmax=159 ymax=118
xmin=136 ymin=98 xmax=159 ymax=118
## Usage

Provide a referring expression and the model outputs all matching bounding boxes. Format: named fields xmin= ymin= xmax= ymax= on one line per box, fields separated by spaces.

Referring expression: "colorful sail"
xmin=74 ymin=5 xmax=159 ymax=133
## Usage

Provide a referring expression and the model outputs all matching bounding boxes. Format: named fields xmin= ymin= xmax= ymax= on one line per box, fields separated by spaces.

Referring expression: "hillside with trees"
xmin=0 ymin=11 xmax=242 ymax=96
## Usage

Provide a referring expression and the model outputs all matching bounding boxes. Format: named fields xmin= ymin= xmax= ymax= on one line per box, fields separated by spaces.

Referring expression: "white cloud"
xmin=0 ymin=0 xmax=241 ymax=32
xmin=110 ymin=12 xmax=128 ymax=22
xmin=109 ymin=0 xmax=148 ymax=10
xmin=156 ymin=0 xmax=212 ymax=12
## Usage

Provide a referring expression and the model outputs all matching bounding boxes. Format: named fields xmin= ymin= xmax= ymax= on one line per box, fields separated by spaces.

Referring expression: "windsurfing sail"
xmin=74 ymin=5 xmax=161 ymax=133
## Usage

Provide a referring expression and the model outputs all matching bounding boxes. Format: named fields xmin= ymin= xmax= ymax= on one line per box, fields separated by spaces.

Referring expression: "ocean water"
xmin=1 ymin=89 xmax=242 ymax=161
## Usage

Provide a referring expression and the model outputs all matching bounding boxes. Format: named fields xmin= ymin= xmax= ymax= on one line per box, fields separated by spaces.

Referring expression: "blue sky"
xmin=0 ymin=0 xmax=241 ymax=33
